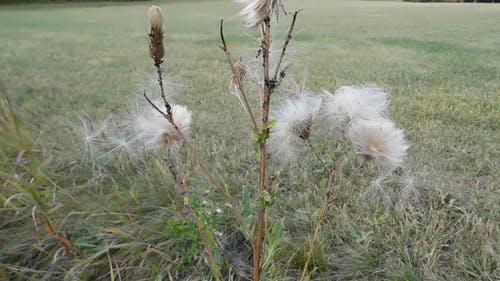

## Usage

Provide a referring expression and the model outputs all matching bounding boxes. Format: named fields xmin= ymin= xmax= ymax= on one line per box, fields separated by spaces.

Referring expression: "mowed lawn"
xmin=0 ymin=0 xmax=498 ymax=280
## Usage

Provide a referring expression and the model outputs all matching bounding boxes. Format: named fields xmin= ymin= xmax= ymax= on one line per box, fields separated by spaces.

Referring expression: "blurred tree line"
xmin=405 ymin=0 xmax=497 ymax=2
xmin=0 ymin=0 xmax=148 ymax=3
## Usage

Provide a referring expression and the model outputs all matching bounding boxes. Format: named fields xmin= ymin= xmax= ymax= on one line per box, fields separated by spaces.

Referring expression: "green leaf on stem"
xmin=253 ymin=119 xmax=278 ymax=158
xmin=258 ymin=189 xmax=276 ymax=208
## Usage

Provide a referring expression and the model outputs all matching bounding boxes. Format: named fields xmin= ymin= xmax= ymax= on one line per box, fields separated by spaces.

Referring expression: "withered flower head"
xmin=148 ymin=5 xmax=165 ymax=63
xmin=230 ymin=60 xmax=247 ymax=94
xmin=292 ymin=114 xmax=313 ymax=140
xmin=148 ymin=5 xmax=164 ymax=30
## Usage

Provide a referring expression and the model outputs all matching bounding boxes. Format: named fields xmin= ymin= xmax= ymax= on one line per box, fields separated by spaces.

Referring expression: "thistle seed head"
xmin=235 ymin=0 xmax=285 ymax=28
xmin=148 ymin=5 xmax=164 ymax=30
xmin=134 ymin=101 xmax=192 ymax=150
xmin=348 ymin=118 xmax=409 ymax=168
xmin=292 ymin=114 xmax=313 ymax=140
xmin=324 ymin=85 xmax=390 ymax=128
xmin=269 ymin=94 xmax=322 ymax=160
xmin=148 ymin=5 xmax=165 ymax=63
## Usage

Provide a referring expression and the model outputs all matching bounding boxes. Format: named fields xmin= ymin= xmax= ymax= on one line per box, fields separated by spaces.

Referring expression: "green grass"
xmin=0 ymin=0 xmax=499 ymax=280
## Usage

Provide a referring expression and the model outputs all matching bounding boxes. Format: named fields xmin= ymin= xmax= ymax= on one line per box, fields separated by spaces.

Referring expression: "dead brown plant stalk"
xmin=273 ymin=10 xmax=301 ymax=82
xmin=146 ymin=6 xmax=255 ymax=251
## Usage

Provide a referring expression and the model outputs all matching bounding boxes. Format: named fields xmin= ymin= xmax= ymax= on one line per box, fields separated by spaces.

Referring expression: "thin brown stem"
xmin=299 ymin=162 xmax=337 ymax=281
xmin=154 ymin=63 xmax=172 ymax=117
xmin=305 ymin=139 xmax=329 ymax=174
xmin=167 ymin=149 xmax=223 ymax=281
xmin=220 ymin=19 xmax=258 ymax=130
xmin=254 ymin=18 xmax=272 ymax=281
xmin=272 ymin=10 xmax=301 ymax=82
xmin=144 ymin=92 xmax=255 ymax=244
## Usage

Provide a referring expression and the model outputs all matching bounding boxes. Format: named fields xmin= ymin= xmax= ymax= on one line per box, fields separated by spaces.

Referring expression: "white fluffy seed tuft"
xmin=235 ymin=0 xmax=285 ymax=28
xmin=348 ymin=118 xmax=409 ymax=168
xmin=78 ymin=115 xmax=109 ymax=160
xmin=134 ymin=101 xmax=192 ymax=151
xmin=269 ymin=94 xmax=322 ymax=160
xmin=324 ymin=85 xmax=390 ymax=127
xmin=148 ymin=5 xmax=165 ymax=30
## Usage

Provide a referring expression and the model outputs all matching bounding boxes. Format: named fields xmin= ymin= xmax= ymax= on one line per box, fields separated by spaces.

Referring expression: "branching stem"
xmin=272 ymin=10 xmax=301 ymax=82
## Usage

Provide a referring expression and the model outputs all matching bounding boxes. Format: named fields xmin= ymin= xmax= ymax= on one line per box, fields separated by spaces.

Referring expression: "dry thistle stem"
xmin=148 ymin=5 xmax=165 ymax=65
xmin=220 ymin=19 xmax=258 ymax=130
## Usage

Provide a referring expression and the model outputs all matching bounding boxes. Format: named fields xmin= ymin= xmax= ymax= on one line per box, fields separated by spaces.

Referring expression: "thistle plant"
xmin=222 ymin=1 xmax=303 ymax=279
xmin=143 ymin=4 xmax=255 ymax=280
xmin=223 ymin=2 xmax=409 ymax=280
xmin=75 ymin=2 xmax=410 ymax=280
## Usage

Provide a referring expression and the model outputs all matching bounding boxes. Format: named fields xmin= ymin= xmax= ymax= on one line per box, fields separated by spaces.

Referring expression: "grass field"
xmin=0 ymin=0 xmax=499 ymax=280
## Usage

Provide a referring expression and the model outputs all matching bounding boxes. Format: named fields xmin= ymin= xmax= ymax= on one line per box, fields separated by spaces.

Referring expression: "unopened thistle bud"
xmin=148 ymin=5 xmax=165 ymax=64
